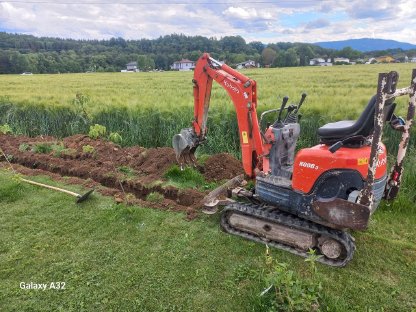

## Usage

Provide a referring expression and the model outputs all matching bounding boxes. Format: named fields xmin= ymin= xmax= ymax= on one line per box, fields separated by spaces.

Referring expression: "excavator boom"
xmin=173 ymin=53 xmax=264 ymax=177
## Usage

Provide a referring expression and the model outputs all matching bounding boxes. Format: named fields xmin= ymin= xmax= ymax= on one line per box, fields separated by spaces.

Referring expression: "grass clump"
xmin=109 ymin=132 xmax=123 ymax=144
xmin=51 ymin=143 xmax=66 ymax=157
xmin=82 ymin=144 xmax=96 ymax=155
xmin=117 ymin=165 xmax=135 ymax=177
xmin=32 ymin=142 xmax=53 ymax=154
xmin=164 ymin=165 xmax=209 ymax=189
xmin=258 ymin=247 xmax=322 ymax=311
xmin=0 ymin=124 xmax=13 ymax=134
xmin=88 ymin=124 xmax=106 ymax=139
xmin=18 ymin=143 xmax=30 ymax=152
xmin=146 ymin=192 xmax=164 ymax=202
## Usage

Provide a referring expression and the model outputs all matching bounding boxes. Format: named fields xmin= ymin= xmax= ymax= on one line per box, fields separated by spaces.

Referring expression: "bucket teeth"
xmin=172 ymin=128 xmax=199 ymax=169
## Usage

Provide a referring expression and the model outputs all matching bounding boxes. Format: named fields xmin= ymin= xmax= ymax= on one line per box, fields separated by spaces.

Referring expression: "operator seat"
xmin=318 ymin=95 xmax=396 ymax=145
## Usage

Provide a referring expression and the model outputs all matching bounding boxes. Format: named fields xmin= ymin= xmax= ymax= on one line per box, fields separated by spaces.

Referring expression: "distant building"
xmin=309 ymin=58 xmax=332 ymax=66
xmin=121 ymin=62 xmax=139 ymax=72
xmin=375 ymin=56 xmax=395 ymax=63
xmin=410 ymin=57 xmax=416 ymax=63
xmin=334 ymin=57 xmax=350 ymax=64
xmin=236 ymin=60 xmax=257 ymax=69
xmin=171 ymin=59 xmax=195 ymax=71
xmin=365 ymin=57 xmax=377 ymax=64
xmin=126 ymin=62 xmax=138 ymax=71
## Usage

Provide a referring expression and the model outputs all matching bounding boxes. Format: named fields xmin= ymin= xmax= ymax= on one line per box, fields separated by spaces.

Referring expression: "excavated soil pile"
xmin=202 ymin=153 xmax=244 ymax=182
xmin=0 ymin=134 xmax=242 ymax=219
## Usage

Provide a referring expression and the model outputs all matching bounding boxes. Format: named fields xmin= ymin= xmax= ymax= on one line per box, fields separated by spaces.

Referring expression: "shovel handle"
xmin=20 ymin=178 xmax=80 ymax=197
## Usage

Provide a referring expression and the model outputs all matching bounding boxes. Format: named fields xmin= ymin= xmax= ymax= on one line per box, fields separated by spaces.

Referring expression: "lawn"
xmin=0 ymin=170 xmax=415 ymax=311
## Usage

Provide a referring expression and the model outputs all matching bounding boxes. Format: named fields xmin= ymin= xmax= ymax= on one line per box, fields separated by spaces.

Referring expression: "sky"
xmin=0 ymin=0 xmax=415 ymax=44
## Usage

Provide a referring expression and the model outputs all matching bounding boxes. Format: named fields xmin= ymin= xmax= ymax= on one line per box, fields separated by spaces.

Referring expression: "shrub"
xmin=0 ymin=124 xmax=13 ymax=134
xmin=88 ymin=124 xmax=106 ymax=139
xmin=109 ymin=132 xmax=123 ymax=144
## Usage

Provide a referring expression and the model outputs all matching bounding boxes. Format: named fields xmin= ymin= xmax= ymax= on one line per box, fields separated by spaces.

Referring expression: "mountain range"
xmin=314 ymin=38 xmax=416 ymax=52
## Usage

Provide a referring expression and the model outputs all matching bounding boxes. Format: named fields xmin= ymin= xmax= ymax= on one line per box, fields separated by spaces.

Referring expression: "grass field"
xmin=1 ymin=64 xmax=416 ymax=311
xmin=0 ymin=170 xmax=415 ymax=311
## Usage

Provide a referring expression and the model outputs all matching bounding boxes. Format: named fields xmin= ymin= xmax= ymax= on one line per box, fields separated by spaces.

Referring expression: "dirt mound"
xmin=203 ymin=153 xmax=244 ymax=182
xmin=0 ymin=134 xmax=244 ymax=219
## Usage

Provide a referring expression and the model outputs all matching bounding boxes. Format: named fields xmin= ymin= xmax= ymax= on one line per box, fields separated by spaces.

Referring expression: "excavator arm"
xmin=173 ymin=53 xmax=264 ymax=177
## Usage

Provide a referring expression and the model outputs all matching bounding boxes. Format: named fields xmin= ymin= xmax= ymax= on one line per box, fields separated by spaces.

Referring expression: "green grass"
xmin=0 ymin=170 xmax=415 ymax=311
xmin=163 ymin=165 xmax=217 ymax=191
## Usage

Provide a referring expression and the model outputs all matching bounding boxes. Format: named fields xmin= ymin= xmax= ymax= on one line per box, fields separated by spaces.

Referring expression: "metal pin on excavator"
xmin=173 ymin=53 xmax=416 ymax=266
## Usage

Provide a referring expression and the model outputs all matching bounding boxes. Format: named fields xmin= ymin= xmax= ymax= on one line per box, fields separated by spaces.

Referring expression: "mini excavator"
xmin=173 ymin=53 xmax=416 ymax=266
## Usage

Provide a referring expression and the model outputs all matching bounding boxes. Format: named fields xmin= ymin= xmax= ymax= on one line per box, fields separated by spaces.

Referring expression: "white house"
xmin=411 ymin=57 xmax=416 ymax=63
xmin=334 ymin=57 xmax=350 ymax=64
xmin=365 ymin=58 xmax=377 ymax=64
xmin=126 ymin=62 xmax=139 ymax=72
xmin=171 ymin=59 xmax=196 ymax=71
xmin=236 ymin=60 xmax=257 ymax=69
xmin=309 ymin=58 xmax=332 ymax=66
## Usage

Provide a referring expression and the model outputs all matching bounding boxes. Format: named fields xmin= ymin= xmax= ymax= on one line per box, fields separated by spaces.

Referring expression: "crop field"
xmin=1 ymin=63 xmax=415 ymax=155
xmin=1 ymin=64 xmax=416 ymax=311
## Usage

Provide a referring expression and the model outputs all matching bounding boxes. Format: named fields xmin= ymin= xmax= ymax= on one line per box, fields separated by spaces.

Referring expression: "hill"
xmin=315 ymin=38 xmax=416 ymax=52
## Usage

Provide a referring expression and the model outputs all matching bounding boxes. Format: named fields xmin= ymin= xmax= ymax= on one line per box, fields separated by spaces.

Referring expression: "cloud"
xmin=222 ymin=6 xmax=274 ymax=20
xmin=304 ymin=18 xmax=330 ymax=29
xmin=0 ymin=0 xmax=414 ymax=44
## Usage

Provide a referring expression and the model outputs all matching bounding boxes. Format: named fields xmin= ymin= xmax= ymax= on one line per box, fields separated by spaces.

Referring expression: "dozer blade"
xmin=172 ymin=128 xmax=199 ymax=169
xmin=312 ymin=197 xmax=370 ymax=230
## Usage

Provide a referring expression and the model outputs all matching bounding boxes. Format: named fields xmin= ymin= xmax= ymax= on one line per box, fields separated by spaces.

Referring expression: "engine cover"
xmin=291 ymin=143 xmax=387 ymax=193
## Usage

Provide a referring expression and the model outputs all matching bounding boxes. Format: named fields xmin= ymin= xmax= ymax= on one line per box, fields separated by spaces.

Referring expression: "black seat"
xmin=318 ymin=95 xmax=396 ymax=145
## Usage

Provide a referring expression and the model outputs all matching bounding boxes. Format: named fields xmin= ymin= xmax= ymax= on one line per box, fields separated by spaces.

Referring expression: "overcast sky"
xmin=0 ymin=0 xmax=414 ymax=44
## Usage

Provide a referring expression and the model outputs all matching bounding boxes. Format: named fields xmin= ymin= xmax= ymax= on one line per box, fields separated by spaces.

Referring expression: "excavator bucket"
xmin=172 ymin=128 xmax=199 ymax=169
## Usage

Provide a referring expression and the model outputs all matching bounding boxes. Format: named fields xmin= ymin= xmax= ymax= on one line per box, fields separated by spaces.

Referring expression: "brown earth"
xmin=0 ymin=134 xmax=244 ymax=220
xmin=202 ymin=153 xmax=244 ymax=182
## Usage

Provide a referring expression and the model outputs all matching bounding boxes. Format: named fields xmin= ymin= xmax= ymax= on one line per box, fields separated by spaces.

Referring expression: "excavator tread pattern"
xmin=221 ymin=202 xmax=356 ymax=267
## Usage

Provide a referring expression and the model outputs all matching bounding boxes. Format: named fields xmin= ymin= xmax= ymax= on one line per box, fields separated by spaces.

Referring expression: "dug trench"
xmin=0 ymin=134 xmax=244 ymax=219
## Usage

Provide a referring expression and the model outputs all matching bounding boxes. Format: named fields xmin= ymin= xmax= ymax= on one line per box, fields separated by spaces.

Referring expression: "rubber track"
xmin=221 ymin=202 xmax=356 ymax=267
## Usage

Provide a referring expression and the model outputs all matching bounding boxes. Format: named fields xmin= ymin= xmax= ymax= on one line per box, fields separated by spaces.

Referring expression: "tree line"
xmin=0 ymin=32 xmax=414 ymax=74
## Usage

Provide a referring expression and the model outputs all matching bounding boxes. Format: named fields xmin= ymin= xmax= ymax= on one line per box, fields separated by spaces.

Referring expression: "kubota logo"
xmin=299 ymin=161 xmax=319 ymax=170
xmin=223 ymin=80 xmax=240 ymax=93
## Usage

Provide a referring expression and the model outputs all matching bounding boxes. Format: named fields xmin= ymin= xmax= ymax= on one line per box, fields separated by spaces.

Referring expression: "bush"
xmin=109 ymin=132 xmax=123 ymax=144
xmin=88 ymin=124 xmax=106 ymax=139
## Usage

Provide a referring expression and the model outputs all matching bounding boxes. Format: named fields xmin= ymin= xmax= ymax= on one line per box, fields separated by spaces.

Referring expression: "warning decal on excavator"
xmin=357 ymin=158 xmax=369 ymax=165
xmin=242 ymin=131 xmax=249 ymax=144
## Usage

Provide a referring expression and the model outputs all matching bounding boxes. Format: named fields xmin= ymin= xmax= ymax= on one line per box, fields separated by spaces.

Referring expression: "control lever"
xmin=328 ymin=135 xmax=366 ymax=153
xmin=275 ymin=96 xmax=289 ymax=128
xmin=294 ymin=92 xmax=307 ymax=114
xmin=283 ymin=104 xmax=297 ymax=123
